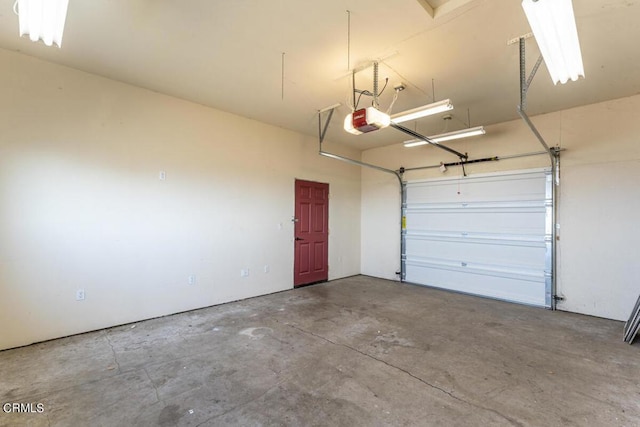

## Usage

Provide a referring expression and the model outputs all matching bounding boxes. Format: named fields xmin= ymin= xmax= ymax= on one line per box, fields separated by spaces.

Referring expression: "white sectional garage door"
xmin=404 ymin=168 xmax=552 ymax=308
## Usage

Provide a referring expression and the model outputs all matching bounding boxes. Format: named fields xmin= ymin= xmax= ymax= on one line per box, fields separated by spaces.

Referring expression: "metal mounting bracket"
xmin=318 ymin=104 xmax=340 ymax=145
xmin=517 ymin=37 xmax=557 ymax=163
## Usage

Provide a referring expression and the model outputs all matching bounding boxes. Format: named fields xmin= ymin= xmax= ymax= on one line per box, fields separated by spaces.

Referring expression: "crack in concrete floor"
xmin=286 ymin=322 xmax=525 ymax=427
xmin=103 ymin=331 xmax=122 ymax=374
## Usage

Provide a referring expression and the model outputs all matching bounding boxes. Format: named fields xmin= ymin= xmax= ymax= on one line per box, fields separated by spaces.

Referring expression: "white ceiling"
xmin=1 ymin=0 xmax=639 ymax=150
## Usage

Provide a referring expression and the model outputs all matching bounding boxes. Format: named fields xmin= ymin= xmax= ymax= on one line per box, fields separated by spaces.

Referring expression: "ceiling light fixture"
xmin=403 ymin=139 xmax=429 ymax=148
xmin=403 ymin=126 xmax=486 ymax=147
xmin=390 ymin=99 xmax=453 ymax=124
xmin=521 ymin=0 xmax=584 ymax=85
xmin=14 ymin=0 xmax=69 ymax=48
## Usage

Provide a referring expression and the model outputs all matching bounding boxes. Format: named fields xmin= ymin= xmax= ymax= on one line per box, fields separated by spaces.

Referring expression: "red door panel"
xmin=294 ymin=179 xmax=329 ymax=287
xmin=298 ymin=243 xmax=310 ymax=275
xmin=313 ymin=242 xmax=325 ymax=271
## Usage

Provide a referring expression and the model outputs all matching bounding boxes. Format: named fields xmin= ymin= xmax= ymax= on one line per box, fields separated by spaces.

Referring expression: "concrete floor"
xmin=1 ymin=276 xmax=639 ymax=427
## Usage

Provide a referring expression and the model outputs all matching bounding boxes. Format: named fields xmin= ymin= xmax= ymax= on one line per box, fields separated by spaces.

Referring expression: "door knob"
xmin=295 ymin=237 xmax=303 ymax=241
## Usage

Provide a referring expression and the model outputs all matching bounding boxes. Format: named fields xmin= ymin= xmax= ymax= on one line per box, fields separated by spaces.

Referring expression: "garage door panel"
xmin=404 ymin=168 xmax=552 ymax=308
xmin=405 ymin=261 xmax=547 ymax=306
xmin=406 ymin=230 xmax=547 ymax=246
xmin=407 ymin=174 xmax=547 ymax=203
xmin=406 ymin=200 xmax=547 ymax=211
xmin=405 ymin=238 xmax=546 ymax=269
xmin=407 ymin=213 xmax=546 ymax=234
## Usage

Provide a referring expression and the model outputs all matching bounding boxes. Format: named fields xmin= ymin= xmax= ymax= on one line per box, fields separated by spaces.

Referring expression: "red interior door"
xmin=294 ymin=179 xmax=329 ymax=287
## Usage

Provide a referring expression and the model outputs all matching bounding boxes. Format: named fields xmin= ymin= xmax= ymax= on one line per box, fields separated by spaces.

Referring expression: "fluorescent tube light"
xmin=15 ymin=0 xmax=69 ymax=48
xmin=403 ymin=139 xmax=429 ymax=148
xmin=429 ymin=126 xmax=486 ymax=143
xmin=391 ymin=99 xmax=453 ymax=124
xmin=403 ymin=126 xmax=485 ymax=147
xmin=522 ymin=0 xmax=584 ymax=85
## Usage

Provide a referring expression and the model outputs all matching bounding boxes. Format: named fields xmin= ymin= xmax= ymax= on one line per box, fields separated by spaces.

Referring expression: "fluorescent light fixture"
xmin=429 ymin=126 xmax=486 ymax=143
xmin=390 ymin=99 xmax=453 ymax=124
xmin=344 ymin=107 xmax=391 ymax=135
xmin=522 ymin=0 xmax=584 ymax=85
xmin=403 ymin=139 xmax=429 ymax=148
xmin=403 ymin=126 xmax=485 ymax=147
xmin=15 ymin=0 xmax=69 ymax=48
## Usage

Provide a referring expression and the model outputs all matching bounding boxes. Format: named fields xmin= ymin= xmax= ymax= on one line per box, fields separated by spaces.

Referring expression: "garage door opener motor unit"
xmin=345 ymin=106 xmax=391 ymax=134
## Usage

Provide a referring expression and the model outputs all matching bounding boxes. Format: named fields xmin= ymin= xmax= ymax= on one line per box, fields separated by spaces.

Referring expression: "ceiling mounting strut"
xmin=516 ymin=37 xmax=557 ymax=164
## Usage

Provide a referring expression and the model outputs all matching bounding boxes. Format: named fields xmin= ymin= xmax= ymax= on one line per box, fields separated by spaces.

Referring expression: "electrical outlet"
xmin=159 ymin=171 xmax=166 ymax=180
xmin=76 ymin=289 xmax=85 ymax=301
xmin=264 ymin=265 xmax=270 ymax=273
xmin=241 ymin=269 xmax=250 ymax=277
xmin=188 ymin=275 xmax=196 ymax=285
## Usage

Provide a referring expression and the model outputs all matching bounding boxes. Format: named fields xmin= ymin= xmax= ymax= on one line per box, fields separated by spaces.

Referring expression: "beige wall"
xmin=362 ymin=95 xmax=640 ymax=321
xmin=0 ymin=49 xmax=361 ymax=350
